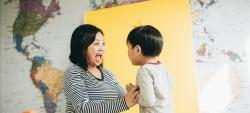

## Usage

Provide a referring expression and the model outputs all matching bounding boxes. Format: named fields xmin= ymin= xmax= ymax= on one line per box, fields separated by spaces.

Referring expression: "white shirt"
xmin=136 ymin=63 xmax=173 ymax=113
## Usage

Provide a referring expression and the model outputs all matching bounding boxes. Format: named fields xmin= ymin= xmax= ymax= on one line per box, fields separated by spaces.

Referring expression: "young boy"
xmin=126 ymin=25 xmax=173 ymax=113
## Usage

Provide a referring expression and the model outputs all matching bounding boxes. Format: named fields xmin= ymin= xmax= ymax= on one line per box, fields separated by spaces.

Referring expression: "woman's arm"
xmin=105 ymin=69 xmax=127 ymax=97
xmin=64 ymin=69 xmax=128 ymax=113
xmin=105 ymin=68 xmax=139 ymax=108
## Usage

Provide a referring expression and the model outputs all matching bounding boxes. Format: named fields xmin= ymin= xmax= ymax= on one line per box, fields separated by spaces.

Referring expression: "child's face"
xmin=127 ymin=42 xmax=139 ymax=65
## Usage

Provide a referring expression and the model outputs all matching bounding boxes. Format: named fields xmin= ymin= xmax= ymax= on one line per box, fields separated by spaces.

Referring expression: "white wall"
xmin=1 ymin=0 xmax=4 ymax=112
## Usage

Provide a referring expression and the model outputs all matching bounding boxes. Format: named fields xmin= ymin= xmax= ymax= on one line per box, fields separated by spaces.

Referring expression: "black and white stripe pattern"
xmin=64 ymin=64 xmax=128 ymax=113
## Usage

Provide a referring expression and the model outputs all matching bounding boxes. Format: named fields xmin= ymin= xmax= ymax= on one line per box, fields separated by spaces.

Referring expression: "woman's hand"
xmin=124 ymin=83 xmax=139 ymax=108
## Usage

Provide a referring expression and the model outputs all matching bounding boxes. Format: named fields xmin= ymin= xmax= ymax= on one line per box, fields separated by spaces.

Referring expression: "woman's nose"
xmin=99 ymin=45 xmax=105 ymax=51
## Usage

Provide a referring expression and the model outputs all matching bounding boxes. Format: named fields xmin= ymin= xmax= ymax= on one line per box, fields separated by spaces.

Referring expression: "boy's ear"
xmin=135 ymin=45 xmax=142 ymax=54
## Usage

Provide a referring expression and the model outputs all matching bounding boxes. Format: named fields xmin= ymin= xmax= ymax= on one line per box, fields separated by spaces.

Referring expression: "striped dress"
xmin=64 ymin=64 xmax=128 ymax=113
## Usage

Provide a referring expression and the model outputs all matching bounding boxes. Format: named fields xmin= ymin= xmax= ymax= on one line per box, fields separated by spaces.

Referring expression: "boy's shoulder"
xmin=141 ymin=63 xmax=165 ymax=70
xmin=138 ymin=63 xmax=168 ymax=75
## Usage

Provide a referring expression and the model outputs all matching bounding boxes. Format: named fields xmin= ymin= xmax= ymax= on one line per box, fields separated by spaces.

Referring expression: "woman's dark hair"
xmin=127 ymin=25 xmax=163 ymax=56
xmin=69 ymin=24 xmax=103 ymax=70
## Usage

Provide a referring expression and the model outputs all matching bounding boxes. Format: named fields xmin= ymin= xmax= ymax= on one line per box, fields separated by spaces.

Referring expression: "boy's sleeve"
xmin=136 ymin=67 xmax=156 ymax=107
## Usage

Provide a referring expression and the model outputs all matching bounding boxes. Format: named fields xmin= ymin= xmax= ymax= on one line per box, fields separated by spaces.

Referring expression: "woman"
xmin=64 ymin=24 xmax=139 ymax=113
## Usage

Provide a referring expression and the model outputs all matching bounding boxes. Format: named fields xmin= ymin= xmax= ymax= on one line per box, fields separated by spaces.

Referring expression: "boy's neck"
xmin=140 ymin=56 xmax=159 ymax=66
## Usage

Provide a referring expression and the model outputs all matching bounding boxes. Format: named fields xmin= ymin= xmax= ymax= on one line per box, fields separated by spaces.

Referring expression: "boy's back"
xmin=136 ymin=63 xmax=173 ymax=113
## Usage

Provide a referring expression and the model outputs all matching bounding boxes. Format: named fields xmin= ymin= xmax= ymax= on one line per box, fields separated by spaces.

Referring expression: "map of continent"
xmin=190 ymin=0 xmax=250 ymax=113
xmin=2 ymin=0 xmax=87 ymax=113
xmin=5 ymin=0 xmax=63 ymax=113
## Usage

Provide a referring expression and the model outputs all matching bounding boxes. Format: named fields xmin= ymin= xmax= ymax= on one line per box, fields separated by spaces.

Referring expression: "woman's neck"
xmin=88 ymin=65 xmax=98 ymax=70
xmin=87 ymin=66 xmax=102 ymax=79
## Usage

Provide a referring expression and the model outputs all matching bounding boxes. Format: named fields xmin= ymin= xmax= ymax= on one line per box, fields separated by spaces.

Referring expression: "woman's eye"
xmin=103 ymin=42 xmax=106 ymax=46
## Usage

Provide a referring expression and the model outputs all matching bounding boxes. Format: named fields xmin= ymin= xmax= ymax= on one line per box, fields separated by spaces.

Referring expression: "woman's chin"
xmin=95 ymin=62 xmax=102 ymax=66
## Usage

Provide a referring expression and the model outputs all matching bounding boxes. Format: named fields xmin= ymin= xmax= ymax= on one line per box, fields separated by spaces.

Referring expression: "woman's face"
xmin=86 ymin=32 xmax=106 ymax=67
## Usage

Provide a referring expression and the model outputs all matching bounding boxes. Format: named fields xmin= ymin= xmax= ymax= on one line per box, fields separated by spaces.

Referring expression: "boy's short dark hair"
xmin=127 ymin=25 xmax=163 ymax=56
xmin=69 ymin=24 xmax=103 ymax=70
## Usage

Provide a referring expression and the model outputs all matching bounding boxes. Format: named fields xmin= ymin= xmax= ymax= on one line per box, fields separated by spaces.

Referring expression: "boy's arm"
xmin=136 ymin=68 xmax=155 ymax=107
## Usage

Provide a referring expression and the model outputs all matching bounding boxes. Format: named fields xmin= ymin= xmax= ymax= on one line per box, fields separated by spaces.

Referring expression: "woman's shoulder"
xmin=65 ymin=64 xmax=88 ymax=78
xmin=100 ymin=67 xmax=119 ymax=83
xmin=65 ymin=64 xmax=81 ymax=72
xmin=99 ymin=67 xmax=110 ymax=74
xmin=100 ymin=67 xmax=116 ymax=77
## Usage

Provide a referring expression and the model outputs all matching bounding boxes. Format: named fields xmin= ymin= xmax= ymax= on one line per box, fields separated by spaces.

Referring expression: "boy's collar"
xmin=147 ymin=61 xmax=161 ymax=65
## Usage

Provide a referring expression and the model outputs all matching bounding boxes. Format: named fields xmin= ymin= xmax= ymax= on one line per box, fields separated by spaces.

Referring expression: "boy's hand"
xmin=124 ymin=83 xmax=140 ymax=108
xmin=126 ymin=83 xmax=139 ymax=91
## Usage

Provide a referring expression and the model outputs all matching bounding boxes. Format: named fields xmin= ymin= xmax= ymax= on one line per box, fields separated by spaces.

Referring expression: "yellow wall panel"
xmin=85 ymin=0 xmax=199 ymax=113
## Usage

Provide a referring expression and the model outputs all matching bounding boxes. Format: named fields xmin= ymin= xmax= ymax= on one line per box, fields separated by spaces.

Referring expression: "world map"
xmin=2 ymin=0 xmax=87 ymax=112
xmin=190 ymin=0 xmax=250 ymax=113
xmin=11 ymin=0 xmax=62 ymax=112
xmin=2 ymin=0 xmax=250 ymax=113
